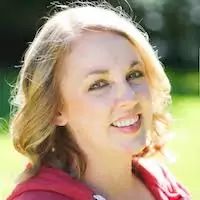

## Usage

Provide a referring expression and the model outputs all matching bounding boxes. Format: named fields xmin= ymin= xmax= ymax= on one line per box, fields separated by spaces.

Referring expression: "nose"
xmin=114 ymin=81 xmax=137 ymax=109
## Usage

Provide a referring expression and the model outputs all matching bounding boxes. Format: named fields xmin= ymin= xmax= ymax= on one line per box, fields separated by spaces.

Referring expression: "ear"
xmin=52 ymin=111 xmax=68 ymax=126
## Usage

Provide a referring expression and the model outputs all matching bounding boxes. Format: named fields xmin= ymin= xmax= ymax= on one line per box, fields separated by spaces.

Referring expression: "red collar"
xmin=7 ymin=158 xmax=191 ymax=200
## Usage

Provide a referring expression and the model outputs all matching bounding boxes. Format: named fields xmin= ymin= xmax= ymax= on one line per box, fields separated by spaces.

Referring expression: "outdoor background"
xmin=0 ymin=0 xmax=199 ymax=199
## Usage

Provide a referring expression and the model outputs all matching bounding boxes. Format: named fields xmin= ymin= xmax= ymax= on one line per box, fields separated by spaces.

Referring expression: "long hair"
xmin=9 ymin=1 xmax=171 ymax=183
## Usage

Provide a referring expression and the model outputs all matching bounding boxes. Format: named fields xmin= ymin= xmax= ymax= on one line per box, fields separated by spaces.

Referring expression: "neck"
xmin=82 ymin=151 xmax=136 ymax=199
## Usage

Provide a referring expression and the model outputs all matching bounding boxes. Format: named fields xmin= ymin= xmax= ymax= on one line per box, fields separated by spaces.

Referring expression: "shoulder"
xmin=12 ymin=191 xmax=71 ymax=200
xmin=133 ymin=158 xmax=191 ymax=200
xmin=7 ymin=166 xmax=94 ymax=200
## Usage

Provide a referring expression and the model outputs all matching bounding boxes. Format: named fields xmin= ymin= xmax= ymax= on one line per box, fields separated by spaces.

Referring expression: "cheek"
xmin=136 ymin=84 xmax=153 ymax=129
xmin=134 ymin=82 xmax=151 ymax=99
xmin=66 ymin=94 xmax=110 ymax=129
xmin=134 ymin=83 xmax=153 ymax=113
xmin=65 ymin=95 xmax=111 ymax=149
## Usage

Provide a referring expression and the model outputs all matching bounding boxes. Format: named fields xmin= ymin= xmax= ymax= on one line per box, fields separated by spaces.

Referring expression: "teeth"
xmin=112 ymin=115 xmax=139 ymax=127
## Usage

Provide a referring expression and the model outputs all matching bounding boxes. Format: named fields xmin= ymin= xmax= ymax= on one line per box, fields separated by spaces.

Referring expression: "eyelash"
xmin=88 ymin=70 xmax=144 ymax=91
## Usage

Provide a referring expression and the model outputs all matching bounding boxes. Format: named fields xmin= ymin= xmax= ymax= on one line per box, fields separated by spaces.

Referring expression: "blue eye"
xmin=88 ymin=79 xmax=109 ymax=91
xmin=126 ymin=70 xmax=144 ymax=81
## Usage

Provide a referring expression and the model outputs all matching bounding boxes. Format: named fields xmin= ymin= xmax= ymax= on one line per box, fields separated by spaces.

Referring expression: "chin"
xmin=124 ymin=143 xmax=146 ymax=156
xmin=117 ymin=132 xmax=147 ymax=155
xmin=109 ymin=122 xmax=148 ymax=155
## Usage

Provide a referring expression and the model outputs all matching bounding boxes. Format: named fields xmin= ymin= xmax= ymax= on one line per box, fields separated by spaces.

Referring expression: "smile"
xmin=111 ymin=115 xmax=139 ymax=127
xmin=111 ymin=114 xmax=141 ymax=134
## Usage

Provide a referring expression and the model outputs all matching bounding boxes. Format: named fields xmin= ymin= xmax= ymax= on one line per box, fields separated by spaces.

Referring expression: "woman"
xmin=7 ymin=2 xmax=190 ymax=200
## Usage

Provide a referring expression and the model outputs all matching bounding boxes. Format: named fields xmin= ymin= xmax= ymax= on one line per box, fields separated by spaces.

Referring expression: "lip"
xmin=111 ymin=113 xmax=141 ymax=124
xmin=110 ymin=114 xmax=142 ymax=134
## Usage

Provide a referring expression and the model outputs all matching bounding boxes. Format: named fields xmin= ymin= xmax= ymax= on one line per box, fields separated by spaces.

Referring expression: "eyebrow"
xmin=85 ymin=60 xmax=140 ymax=77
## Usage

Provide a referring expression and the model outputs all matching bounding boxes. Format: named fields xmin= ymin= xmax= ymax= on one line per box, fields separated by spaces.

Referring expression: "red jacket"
xmin=7 ymin=159 xmax=191 ymax=200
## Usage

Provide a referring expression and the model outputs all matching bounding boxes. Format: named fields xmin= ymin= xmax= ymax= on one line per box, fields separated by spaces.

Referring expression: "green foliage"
xmin=166 ymin=69 xmax=199 ymax=95
xmin=0 ymin=118 xmax=8 ymax=135
xmin=0 ymin=68 xmax=19 ymax=120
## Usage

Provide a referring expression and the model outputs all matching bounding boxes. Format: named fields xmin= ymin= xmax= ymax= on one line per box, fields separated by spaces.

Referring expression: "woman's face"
xmin=56 ymin=31 xmax=153 ymax=156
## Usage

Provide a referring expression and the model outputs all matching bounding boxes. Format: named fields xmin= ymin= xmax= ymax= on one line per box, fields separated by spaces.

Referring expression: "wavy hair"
xmin=9 ymin=1 xmax=171 ymax=183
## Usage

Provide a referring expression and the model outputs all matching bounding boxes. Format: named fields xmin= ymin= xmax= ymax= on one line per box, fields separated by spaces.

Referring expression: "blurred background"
xmin=0 ymin=0 xmax=199 ymax=199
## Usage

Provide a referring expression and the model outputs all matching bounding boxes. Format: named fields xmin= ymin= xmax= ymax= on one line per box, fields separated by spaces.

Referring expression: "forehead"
xmin=61 ymin=31 xmax=142 ymax=76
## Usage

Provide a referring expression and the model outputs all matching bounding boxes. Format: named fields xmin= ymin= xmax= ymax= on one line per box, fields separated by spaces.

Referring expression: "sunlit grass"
xmin=165 ymin=95 xmax=200 ymax=199
xmin=0 ymin=133 xmax=27 ymax=200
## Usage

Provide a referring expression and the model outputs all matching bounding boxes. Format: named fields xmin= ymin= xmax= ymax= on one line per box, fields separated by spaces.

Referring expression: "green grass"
xmin=0 ymin=95 xmax=199 ymax=199
xmin=0 ymin=134 xmax=27 ymax=200
xmin=165 ymin=95 xmax=200 ymax=199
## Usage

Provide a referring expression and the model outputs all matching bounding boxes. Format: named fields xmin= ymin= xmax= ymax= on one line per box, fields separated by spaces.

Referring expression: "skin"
xmin=54 ymin=31 xmax=154 ymax=200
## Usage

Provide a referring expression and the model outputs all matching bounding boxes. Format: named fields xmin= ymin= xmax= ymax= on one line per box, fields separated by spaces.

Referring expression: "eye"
xmin=88 ymin=79 xmax=109 ymax=91
xmin=126 ymin=70 xmax=144 ymax=81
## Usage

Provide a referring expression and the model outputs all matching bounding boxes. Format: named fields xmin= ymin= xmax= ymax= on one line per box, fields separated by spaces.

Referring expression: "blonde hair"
xmin=10 ymin=1 xmax=171 ymax=183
